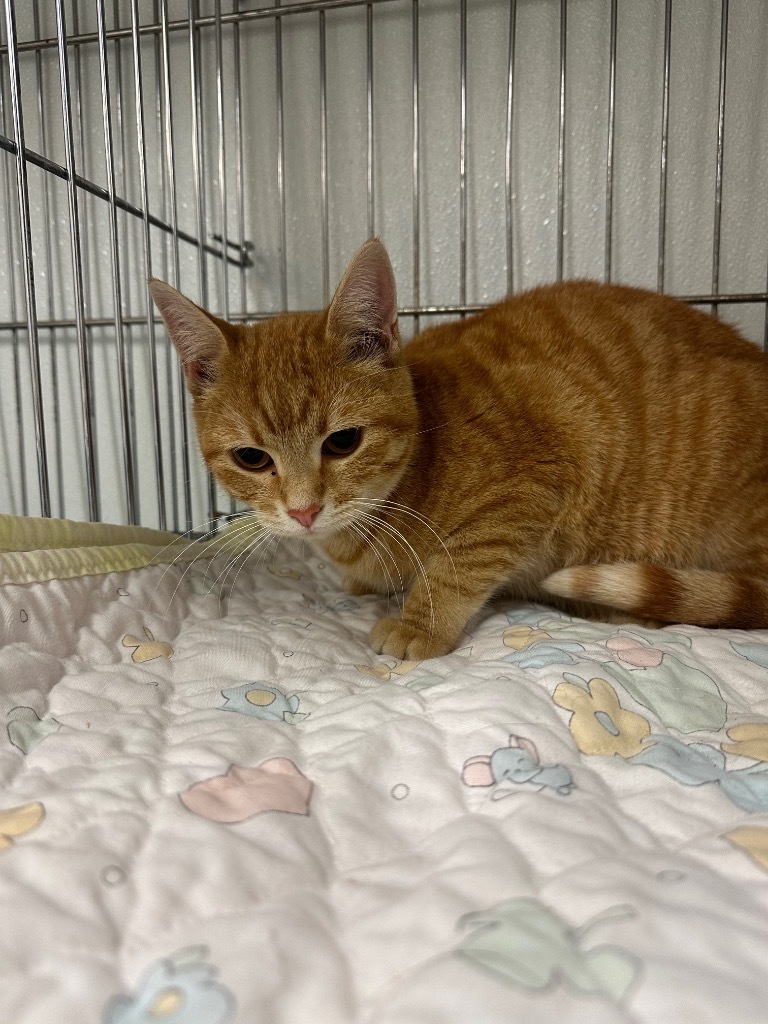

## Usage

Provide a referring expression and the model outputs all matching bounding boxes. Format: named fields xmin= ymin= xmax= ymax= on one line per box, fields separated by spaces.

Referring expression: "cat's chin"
xmin=275 ymin=526 xmax=338 ymax=540
xmin=250 ymin=516 xmax=343 ymax=541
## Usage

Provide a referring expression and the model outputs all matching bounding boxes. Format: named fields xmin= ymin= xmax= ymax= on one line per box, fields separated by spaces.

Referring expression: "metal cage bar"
xmin=504 ymin=0 xmax=517 ymax=295
xmin=131 ymin=0 xmax=166 ymax=530
xmin=458 ymin=0 xmax=467 ymax=306
xmin=2 ymin=0 xmax=51 ymax=518
xmin=0 ymin=0 xmax=406 ymax=55
xmin=412 ymin=0 xmax=419 ymax=333
xmin=96 ymin=0 xmax=137 ymax=525
xmin=1 ymin=0 xmax=767 ymax=530
xmin=556 ymin=0 xmax=567 ymax=282
xmin=657 ymin=0 xmax=672 ymax=293
xmin=275 ymin=1 xmax=288 ymax=312
xmin=55 ymin=0 xmax=99 ymax=522
xmin=33 ymin=0 xmax=64 ymax=519
xmin=603 ymin=0 xmax=616 ymax=284
xmin=711 ymin=0 xmax=729 ymax=316
xmin=366 ymin=2 xmax=374 ymax=238
xmin=0 ymin=38 xmax=28 ymax=517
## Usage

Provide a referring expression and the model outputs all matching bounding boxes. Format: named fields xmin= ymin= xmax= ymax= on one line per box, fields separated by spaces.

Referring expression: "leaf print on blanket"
xmin=604 ymin=635 xmax=662 ymax=667
xmin=7 ymin=706 xmax=61 ymax=754
xmin=629 ymin=736 xmax=768 ymax=812
xmin=523 ymin=616 xmax=725 ymax=732
xmin=603 ymin=657 xmax=726 ymax=734
xmin=455 ymin=898 xmax=639 ymax=1004
xmin=405 ymin=674 xmax=445 ymax=692
xmin=501 ymin=618 xmax=708 ymax=692
xmin=102 ymin=946 xmax=235 ymax=1024
xmin=502 ymin=624 xmax=552 ymax=649
xmin=730 ymin=641 xmax=768 ymax=669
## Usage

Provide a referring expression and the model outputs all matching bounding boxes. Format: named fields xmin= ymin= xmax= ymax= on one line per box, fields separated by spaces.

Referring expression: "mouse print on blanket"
xmin=462 ymin=735 xmax=575 ymax=796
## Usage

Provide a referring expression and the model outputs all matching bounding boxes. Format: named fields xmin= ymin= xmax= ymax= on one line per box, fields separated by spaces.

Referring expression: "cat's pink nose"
xmin=287 ymin=504 xmax=322 ymax=529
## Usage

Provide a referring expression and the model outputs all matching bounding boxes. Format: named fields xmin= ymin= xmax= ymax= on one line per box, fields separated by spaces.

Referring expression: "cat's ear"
xmin=327 ymin=238 xmax=399 ymax=361
xmin=148 ymin=279 xmax=230 ymax=395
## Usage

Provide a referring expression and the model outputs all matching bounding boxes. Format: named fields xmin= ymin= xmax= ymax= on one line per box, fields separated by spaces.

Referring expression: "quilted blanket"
xmin=2 ymin=514 xmax=768 ymax=1023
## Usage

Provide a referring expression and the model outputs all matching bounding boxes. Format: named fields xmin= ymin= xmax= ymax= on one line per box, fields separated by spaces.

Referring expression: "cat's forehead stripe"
xmin=252 ymin=382 xmax=325 ymax=442
xmin=233 ymin=313 xmax=335 ymax=441
xmin=255 ymin=392 xmax=278 ymax=438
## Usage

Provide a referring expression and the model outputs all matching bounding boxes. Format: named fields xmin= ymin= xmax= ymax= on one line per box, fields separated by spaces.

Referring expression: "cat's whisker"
xmin=335 ymin=503 xmax=399 ymax=593
xmin=147 ymin=509 xmax=259 ymax=600
xmin=203 ymin=525 xmax=268 ymax=600
xmin=352 ymin=508 xmax=435 ymax=638
xmin=188 ymin=520 xmax=263 ymax=589
xmin=210 ymin=548 xmax=253 ymax=608
xmin=208 ymin=546 xmax=252 ymax=602
xmin=222 ymin=528 xmax=278 ymax=600
xmin=144 ymin=511 xmax=240 ymax=571
xmin=356 ymin=519 xmax=405 ymax=598
xmin=341 ymin=516 xmax=405 ymax=615
xmin=409 ymin=406 xmax=491 ymax=437
xmin=344 ymin=519 xmax=404 ymax=618
xmin=155 ymin=516 xmax=263 ymax=618
xmin=351 ymin=497 xmax=460 ymax=600
xmin=341 ymin=521 xmax=393 ymax=615
xmin=203 ymin=522 xmax=267 ymax=595
xmin=248 ymin=527 xmax=279 ymax=581
xmin=150 ymin=520 xmax=231 ymax=616
xmin=360 ymin=518 xmax=434 ymax=638
xmin=352 ymin=497 xmax=444 ymax=537
xmin=348 ymin=509 xmax=414 ymax=584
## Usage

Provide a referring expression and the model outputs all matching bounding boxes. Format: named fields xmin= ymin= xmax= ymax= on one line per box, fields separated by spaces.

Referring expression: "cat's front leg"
xmin=368 ymin=546 xmax=527 ymax=660
xmin=343 ymin=573 xmax=399 ymax=597
xmin=368 ymin=474 xmax=566 ymax=659
xmin=343 ymin=575 xmax=373 ymax=596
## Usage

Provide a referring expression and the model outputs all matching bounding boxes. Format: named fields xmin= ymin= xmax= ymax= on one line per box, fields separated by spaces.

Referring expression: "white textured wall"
xmin=1 ymin=0 xmax=768 ymax=530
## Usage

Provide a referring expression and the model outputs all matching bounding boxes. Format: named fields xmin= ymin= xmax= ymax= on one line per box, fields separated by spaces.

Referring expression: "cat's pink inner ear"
xmin=327 ymin=237 xmax=399 ymax=359
xmin=148 ymin=279 xmax=227 ymax=393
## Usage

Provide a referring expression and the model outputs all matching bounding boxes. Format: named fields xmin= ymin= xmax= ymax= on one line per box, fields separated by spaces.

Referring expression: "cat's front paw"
xmin=370 ymin=617 xmax=453 ymax=660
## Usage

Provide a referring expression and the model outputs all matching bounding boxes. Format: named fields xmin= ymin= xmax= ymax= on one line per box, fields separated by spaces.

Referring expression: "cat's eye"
xmin=322 ymin=428 xmax=362 ymax=457
xmin=232 ymin=447 xmax=274 ymax=471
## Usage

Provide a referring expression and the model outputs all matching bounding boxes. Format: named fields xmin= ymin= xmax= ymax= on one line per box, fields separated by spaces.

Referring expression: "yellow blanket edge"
xmin=0 ymin=515 xmax=251 ymax=587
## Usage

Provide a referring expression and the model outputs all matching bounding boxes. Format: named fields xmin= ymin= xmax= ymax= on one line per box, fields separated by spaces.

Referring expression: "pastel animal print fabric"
xmin=3 ymin=515 xmax=768 ymax=1023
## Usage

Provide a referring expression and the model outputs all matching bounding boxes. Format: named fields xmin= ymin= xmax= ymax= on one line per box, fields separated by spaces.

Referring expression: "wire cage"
xmin=1 ymin=0 xmax=767 ymax=535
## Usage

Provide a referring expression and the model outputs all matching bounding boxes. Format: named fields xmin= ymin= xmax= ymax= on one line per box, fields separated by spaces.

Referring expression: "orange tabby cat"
xmin=150 ymin=238 xmax=768 ymax=659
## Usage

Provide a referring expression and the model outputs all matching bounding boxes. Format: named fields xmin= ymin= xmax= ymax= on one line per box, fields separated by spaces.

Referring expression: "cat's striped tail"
xmin=540 ymin=563 xmax=768 ymax=629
